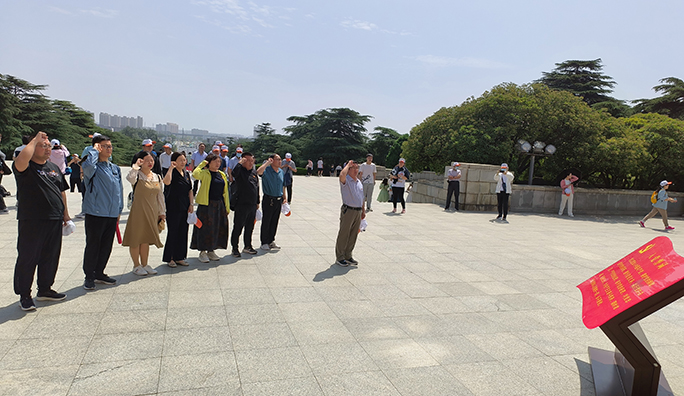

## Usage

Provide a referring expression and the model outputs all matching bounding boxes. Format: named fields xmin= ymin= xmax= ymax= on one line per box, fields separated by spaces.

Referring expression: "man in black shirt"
xmin=12 ymin=131 xmax=71 ymax=311
xmin=230 ymin=152 xmax=259 ymax=257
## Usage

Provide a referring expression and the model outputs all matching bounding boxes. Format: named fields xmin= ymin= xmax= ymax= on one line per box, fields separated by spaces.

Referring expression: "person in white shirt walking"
xmin=358 ymin=153 xmax=377 ymax=212
xmin=445 ymin=162 xmax=461 ymax=211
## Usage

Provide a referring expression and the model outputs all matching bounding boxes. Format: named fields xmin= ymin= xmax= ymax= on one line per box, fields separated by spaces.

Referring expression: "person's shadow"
xmin=313 ymin=264 xmax=356 ymax=282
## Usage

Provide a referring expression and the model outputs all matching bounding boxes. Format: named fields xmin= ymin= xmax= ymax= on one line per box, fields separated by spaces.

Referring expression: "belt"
xmin=264 ymin=195 xmax=282 ymax=200
xmin=342 ymin=204 xmax=362 ymax=211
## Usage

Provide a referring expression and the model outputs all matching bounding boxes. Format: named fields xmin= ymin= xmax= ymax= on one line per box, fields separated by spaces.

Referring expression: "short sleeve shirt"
xmin=358 ymin=163 xmax=376 ymax=184
xmin=447 ymin=168 xmax=461 ymax=181
xmin=391 ymin=166 xmax=410 ymax=188
xmin=191 ymin=151 xmax=207 ymax=167
xmin=13 ymin=160 xmax=68 ymax=220
xmin=317 ymin=160 xmax=323 ymax=169
xmin=340 ymin=175 xmax=364 ymax=208
xmin=654 ymin=189 xmax=669 ymax=210
xmin=262 ymin=166 xmax=284 ymax=197
xmin=232 ymin=163 xmax=259 ymax=205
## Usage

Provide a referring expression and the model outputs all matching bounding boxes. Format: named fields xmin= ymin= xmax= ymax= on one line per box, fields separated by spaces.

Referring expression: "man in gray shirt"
xmin=335 ymin=160 xmax=366 ymax=267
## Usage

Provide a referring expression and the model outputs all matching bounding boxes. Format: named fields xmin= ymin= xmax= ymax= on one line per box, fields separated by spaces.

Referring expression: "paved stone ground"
xmin=0 ymin=170 xmax=683 ymax=396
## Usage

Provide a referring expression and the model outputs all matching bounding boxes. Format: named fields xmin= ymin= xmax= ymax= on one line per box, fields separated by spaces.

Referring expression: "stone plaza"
xmin=0 ymin=171 xmax=683 ymax=396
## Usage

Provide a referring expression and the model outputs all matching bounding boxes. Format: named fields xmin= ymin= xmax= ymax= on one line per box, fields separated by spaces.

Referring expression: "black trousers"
xmin=260 ymin=195 xmax=282 ymax=245
xmin=392 ymin=187 xmax=405 ymax=209
xmin=163 ymin=209 xmax=189 ymax=262
xmin=446 ymin=181 xmax=460 ymax=210
xmin=285 ymin=184 xmax=293 ymax=203
xmin=497 ymin=192 xmax=510 ymax=218
xmin=83 ymin=215 xmax=117 ymax=280
xmin=193 ymin=179 xmax=200 ymax=196
xmin=70 ymin=177 xmax=83 ymax=193
xmin=15 ymin=219 xmax=62 ymax=297
xmin=231 ymin=204 xmax=257 ymax=250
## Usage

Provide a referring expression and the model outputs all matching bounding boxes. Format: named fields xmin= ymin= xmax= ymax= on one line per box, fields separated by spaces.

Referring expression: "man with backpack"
xmin=640 ymin=180 xmax=677 ymax=230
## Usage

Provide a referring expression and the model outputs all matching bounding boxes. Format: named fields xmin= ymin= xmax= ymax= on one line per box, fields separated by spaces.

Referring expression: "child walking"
xmin=640 ymin=180 xmax=677 ymax=230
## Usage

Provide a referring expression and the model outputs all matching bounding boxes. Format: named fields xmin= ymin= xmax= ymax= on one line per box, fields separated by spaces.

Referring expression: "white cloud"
xmin=340 ymin=19 xmax=411 ymax=36
xmin=79 ymin=8 xmax=119 ymax=18
xmin=414 ymin=55 xmax=508 ymax=69
xmin=192 ymin=0 xmax=296 ymax=34
xmin=48 ymin=6 xmax=74 ymax=15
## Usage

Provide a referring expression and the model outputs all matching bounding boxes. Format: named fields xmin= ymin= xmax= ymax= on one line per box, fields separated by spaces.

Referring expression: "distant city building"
xmin=168 ymin=122 xmax=179 ymax=134
xmin=98 ymin=112 xmax=144 ymax=130
xmin=191 ymin=128 xmax=209 ymax=136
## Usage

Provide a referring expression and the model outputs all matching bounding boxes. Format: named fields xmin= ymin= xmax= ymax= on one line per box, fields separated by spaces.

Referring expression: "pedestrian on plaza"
xmin=67 ymin=154 xmax=84 ymax=194
xmin=377 ymin=178 xmax=390 ymax=202
xmin=230 ymin=152 xmax=260 ymax=257
xmin=390 ymin=158 xmax=411 ymax=214
xmin=640 ymin=180 xmax=677 ymax=230
xmin=123 ymin=151 xmax=165 ymax=276
xmin=558 ymin=172 xmax=579 ymax=217
xmin=226 ymin=146 xmax=243 ymax=182
xmin=358 ymin=153 xmax=377 ymax=212
xmin=0 ymin=133 xmax=9 ymax=214
xmin=494 ymin=163 xmax=514 ymax=221
xmin=281 ymin=153 xmax=296 ymax=203
xmin=48 ymin=139 xmax=70 ymax=175
xmin=258 ymin=153 xmax=288 ymax=251
xmin=130 ymin=139 xmax=162 ymax=175
xmin=81 ymin=135 xmax=124 ymax=290
xmin=220 ymin=145 xmax=230 ymax=172
xmin=306 ymin=159 xmax=313 ymax=177
xmin=445 ymin=162 xmax=462 ymax=211
xmin=162 ymin=152 xmax=194 ymax=267
xmin=317 ymin=157 xmax=324 ymax=177
xmin=190 ymin=143 xmax=208 ymax=195
xmin=13 ymin=135 xmax=30 ymax=160
xmin=335 ymin=164 xmax=343 ymax=177
xmin=335 ymin=160 xmax=365 ymax=267
xmin=12 ymin=131 xmax=70 ymax=311
xmin=191 ymin=153 xmax=230 ymax=263
xmin=159 ymin=143 xmax=173 ymax=176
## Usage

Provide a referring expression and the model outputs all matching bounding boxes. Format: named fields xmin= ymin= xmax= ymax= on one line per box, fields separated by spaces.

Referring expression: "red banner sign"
xmin=578 ymin=236 xmax=684 ymax=329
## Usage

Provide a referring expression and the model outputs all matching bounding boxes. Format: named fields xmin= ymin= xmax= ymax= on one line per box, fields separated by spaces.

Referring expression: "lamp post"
xmin=516 ymin=140 xmax=556 ymax=185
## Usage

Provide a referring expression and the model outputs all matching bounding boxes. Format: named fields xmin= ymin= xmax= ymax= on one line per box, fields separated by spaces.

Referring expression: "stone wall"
xmin=410 ymin=163 xmax=684 ymax=216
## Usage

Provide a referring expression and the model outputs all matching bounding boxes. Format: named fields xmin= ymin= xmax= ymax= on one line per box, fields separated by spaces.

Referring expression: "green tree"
xmin=367 ymin=126 xmax=402 ymax=166
xmin=385 ymin=134 xmax=409 ymax=168
xmin=633 ymin=77 xmax=684 ymax=120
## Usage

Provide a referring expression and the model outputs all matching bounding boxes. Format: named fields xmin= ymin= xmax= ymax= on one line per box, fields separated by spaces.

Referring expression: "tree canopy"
xmin=634 ymin=77 xmax=684 ymax=120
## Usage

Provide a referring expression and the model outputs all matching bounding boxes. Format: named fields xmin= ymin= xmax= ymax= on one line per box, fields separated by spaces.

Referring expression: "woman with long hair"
xmin=162 ymin=152 xmax=194 ymax=267
xmin=190 ymin=153 xmax=230 ymax=262
xmin=122 ymin=151 xmax=165 ymax=275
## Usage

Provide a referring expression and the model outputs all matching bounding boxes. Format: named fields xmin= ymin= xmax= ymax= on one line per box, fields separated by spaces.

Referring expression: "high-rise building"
xmin=168 ymin=123 xmax=179 ymax=134
xmin=137 ymin=116 xmax=144 ymax=128
xmin=99 ymin=112 xmax=111 ymax=126
xmin=97 ymin=112 xmax=144 ymax=130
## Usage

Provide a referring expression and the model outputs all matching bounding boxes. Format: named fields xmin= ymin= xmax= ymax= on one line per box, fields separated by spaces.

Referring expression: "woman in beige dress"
xmin=122 ymin=151 xmax=166 ymax=276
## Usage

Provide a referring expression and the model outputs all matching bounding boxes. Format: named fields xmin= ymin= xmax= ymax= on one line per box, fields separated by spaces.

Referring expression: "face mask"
xmin=237 ymin=153 xmax=242 ymax=158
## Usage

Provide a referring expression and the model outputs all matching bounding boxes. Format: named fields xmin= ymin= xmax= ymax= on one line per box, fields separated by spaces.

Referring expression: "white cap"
xmin=285 ymin=153 xmax=292 ymax=159
xmin=660 ymin=180 xmax=672 ymax=187
xmin=163 ymin=143 xmax=172 ymax=148
xmin=51 ymin=139 xmax=60 ymax=146
xmin=142 ymin=139 xmax=154 ymax=146
xmin=212 ymin=145 xmax=220 ymax=151
xmin=214 ymin=140 xmax=223 ymax=146
xmin=236 ymin=147 xmax=243 ymax=153
xmin=501 ymin=163 xmax=508 ymax=168
xmin=399 ymin=158 xmax=405 ymax=163
xmin=451 ymin=162 xmax=460 ymax=167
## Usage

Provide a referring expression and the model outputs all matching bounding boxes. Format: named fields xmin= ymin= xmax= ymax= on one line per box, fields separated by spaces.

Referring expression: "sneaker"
xmin=445 ymin=208 xmax=449 ymax=211
xmin=168 ymin=260 xmax=177 ymax=268
xmin=206 ymin=251 xmax=220 ymax=261
xmin=569 ymin=214 xmax=574 ymax=217
xmin=639 ymin=221 xmax=645 ymax=228
xmin=175 ymin=260 xmax=189 ymax=266
xmin=142 ymin=265 xmax=158 ymax=275
xmin=132 ymin=266 xmax=148 ymax=276
xmin=198 ymin=251 xmax=210 ymax=263
xmin=336 ymin=259 xmax=349 ymax=267
xmin=19 ymin=296 xmax=36 ymax=311
xmin=347 ymin=258 xmax=359 ymax=266
xmin=260 ymin=244 xmax=271 ymax=251
xmin=35 ymin=290 xmax=67 ymax=301
xmin=666 ymin=226 xmax=675 ymax=230
xmin=392 ymin=209 xmax=396 ymax=213
xmin=95 ymin=274 xmax=116 ymax=285
xmin=269 ymin=242 xmax=281 ymax=250
xmin=496 ymin=216 xmax=502 ymax=220
xmin=83 ymin=279 xmax=96 ymax=290
xmin=243 ymin=247 xmax=258 ymax=255
xmin=232 ymin=249 xmax=241 ymax=258
xmin=367 ymin=208 xmax=373 ymax=212
xmin=401 ymin=209 xmax=406 ymax=214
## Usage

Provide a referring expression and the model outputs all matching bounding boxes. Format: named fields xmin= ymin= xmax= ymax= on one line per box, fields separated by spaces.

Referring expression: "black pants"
xmin=285 ymin=184 xmax=293 ymax=203
xmin=193 ymin=179 xmax=200 ymax=196
xmin=70 ymin=177 xmax=83 ymax=193
xmin=446 ymin=181 xmax=460 ymax=210
xmin=261 ymin=195 xmax=282 ymax=245
xmin=392 ymin=187 xmax=405 ymax=209
xmin=83 ymin=215 xmax=117 ymax=280
xmin=15 ymin=219 xmax=62 ymax=297
xmin=231 ymin=204 xmax=257 ymax=250
xmin=497 ymin=192 xmax=510 ymax=218
xmin=163 ymin=209 xmax=189 ymax=262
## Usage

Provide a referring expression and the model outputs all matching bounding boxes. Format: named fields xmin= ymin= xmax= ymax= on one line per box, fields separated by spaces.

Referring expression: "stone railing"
xmin=409 ymin=163 xmax=684 ymax=216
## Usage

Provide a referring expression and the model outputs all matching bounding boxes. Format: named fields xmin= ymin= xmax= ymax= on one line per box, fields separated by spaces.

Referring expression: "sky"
xmin=2 ymin=0 xmax=683 ymax=137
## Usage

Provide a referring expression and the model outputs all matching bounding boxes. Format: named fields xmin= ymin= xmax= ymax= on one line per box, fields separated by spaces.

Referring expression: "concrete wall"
xmin=410 ymin=163 xmax=684 ymax=216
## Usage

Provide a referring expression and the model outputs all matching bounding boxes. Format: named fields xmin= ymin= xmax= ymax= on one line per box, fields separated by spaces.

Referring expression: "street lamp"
xmin=517 ymin=140 xmax=556 ymax=185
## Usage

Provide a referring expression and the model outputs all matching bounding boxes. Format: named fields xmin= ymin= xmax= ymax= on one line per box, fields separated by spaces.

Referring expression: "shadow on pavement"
xmin=313 ymin=264 xmax=356 ymax=282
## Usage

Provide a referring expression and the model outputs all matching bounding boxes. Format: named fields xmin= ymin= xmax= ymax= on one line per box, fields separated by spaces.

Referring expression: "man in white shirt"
xmin=357 ymin=154 xmax=377 ymax=212
xmin=445 ymin=162 xmax=461 ymax=211
xmin=190 ymin=143 xmax=207 ymax=195
xmin=159 ymin=143 xmax=173 ymax=175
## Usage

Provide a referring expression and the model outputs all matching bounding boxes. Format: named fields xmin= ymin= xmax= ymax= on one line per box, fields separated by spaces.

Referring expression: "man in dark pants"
xmin=445 ymin=162 xmax=461 ymax=211
xmin=257 ymin=154 xmax=287 ymax=251
xmin=281 ymin=152 xmax=296 ymax=203
xmin=12 ymin=131 xmax=71 ymax=311
xmin=81 ymin=135 xmax=124 ymax=290
xmin=230 ymin=152 xmax=260 ymax=257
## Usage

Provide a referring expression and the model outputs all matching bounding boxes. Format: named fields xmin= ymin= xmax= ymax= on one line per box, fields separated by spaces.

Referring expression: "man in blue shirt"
xmin=82 ymin=135 xmax=124 ymax=290
xmin=335 ymin=160 xmax=366 ymax=267
xmin=257 ymin=153 xmax=288 ymax=251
